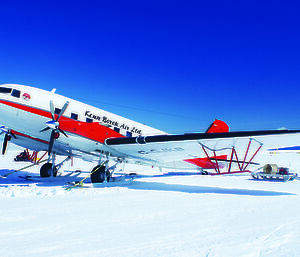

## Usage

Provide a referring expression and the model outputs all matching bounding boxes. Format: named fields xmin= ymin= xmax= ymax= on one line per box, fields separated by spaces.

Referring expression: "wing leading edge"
xmin=106 ymin=129 xmax=300 ymax=146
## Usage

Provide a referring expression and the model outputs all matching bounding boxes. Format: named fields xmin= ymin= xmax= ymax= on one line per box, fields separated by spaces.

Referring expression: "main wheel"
xmin=40 ymin=163 xmax=58 ymax=177
xmin=90 ymin=165 xmax=110 ymax=183
xmin=40 ymin=163 xmax=52 ymax=177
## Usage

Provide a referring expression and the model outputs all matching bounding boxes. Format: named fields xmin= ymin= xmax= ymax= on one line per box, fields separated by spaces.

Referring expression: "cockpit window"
xmin=0 ymin=87 xmax=12 ymax=94
xmin=55 ymin=108 xmax=61 ymax=115
xmin=11 ymin=89 xmax=21 ymax=98
xmin=71 ymin=113 xmax=78 ymax=120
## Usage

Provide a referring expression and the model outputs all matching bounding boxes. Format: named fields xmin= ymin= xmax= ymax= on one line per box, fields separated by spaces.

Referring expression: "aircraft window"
xmin=0 ymin=87 xmax=12 ymax=94
xmin=71 ymin=113 xmax=78 ymax=120
xmin=86 ymin=118 xmax=93 ymax=123
xmin=55 ymin=108 xmax=61 ymax=115
xmin=126 ymin=131 xmax=132 ymax=137
xmin=114 ymin=127 xmax=120 ymax=133
xmin=11 ymin=89 xmax=21 ymax=98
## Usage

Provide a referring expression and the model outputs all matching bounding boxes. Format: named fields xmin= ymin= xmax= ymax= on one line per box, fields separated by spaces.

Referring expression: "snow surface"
xmin=1 ymin=146 xmax=300 ymax=257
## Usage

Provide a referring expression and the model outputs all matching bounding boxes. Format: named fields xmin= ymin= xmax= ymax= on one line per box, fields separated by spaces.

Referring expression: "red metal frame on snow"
xmin=24 ymin=149 xmax=47 ymax=164
xmin=201 ymin=139 xmax=262 ymax=175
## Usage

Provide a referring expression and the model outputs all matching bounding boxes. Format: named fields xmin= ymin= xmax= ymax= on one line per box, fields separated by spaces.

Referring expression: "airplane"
xmin=0 ymin=83 xmax=300 ymax=183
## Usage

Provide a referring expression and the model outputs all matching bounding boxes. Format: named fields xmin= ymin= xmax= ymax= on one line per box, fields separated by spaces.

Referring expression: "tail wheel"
xmin=40 ymin=163 xmax=57 ymax=177
xmin=91 ymin=165 xmax=110 ymax=183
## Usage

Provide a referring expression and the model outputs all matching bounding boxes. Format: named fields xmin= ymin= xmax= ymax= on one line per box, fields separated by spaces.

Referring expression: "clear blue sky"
xmin=1 ymin=1 xmax=300 ymax=133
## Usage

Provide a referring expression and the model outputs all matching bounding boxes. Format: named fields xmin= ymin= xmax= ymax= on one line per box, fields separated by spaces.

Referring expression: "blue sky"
xmin=0 ymin=1 xmax=300 ymax=133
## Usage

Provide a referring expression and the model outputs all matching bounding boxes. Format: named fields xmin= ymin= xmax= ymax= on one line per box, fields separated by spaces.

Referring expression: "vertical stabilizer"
xmin=205 ymin=120 xmax=229 ymax=133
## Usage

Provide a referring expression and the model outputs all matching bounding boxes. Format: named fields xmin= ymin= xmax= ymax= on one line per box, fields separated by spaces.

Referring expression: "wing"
xmin=105 ymin=129 xmax=300 ymax=169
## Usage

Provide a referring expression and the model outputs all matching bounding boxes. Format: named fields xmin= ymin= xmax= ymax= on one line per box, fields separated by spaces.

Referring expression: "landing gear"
xmin=39 ymin=155 xmax=71 ymax=178
xmin=90 ymin=165 xmax=110 ymax=183
xmin=40 ymin=163 xmax=58 ymax=177
xmin=90 ymin=157 xmax=123 ymax=183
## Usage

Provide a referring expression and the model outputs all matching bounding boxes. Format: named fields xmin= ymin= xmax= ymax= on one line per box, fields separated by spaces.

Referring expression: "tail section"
xmin=205 ymin=119 xmax=229 ymax=133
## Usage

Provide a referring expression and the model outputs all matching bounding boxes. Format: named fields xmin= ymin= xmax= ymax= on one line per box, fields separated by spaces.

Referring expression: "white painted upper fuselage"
xmin=0 ymin=84 xmax=165 ymax=160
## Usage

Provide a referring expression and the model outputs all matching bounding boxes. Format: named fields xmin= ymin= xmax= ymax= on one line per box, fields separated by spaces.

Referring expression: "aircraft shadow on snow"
xmin=0 ymin=169 xmax=295 ymax=196
xmin=128 ymin=172 xmax=295 ymax=196
xmin=127 ymin=181 xmax=294 ymax=196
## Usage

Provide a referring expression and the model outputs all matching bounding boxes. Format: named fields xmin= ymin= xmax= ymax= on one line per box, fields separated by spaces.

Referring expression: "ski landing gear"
xmin=40 ymin=154 xmax=71 ymax=178
xmin=90 ymin=158 xmax=123 ymax=183
xmin=90 ymin=165 xmax=110 ymax=183
xmin=40 ymin=163 xmax=58 ymax=177
xmin=65 ymin=160 xmax=109 ymax=190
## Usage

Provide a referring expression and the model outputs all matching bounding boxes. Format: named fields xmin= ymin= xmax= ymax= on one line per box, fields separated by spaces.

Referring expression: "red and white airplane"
xmin=0 ymin=83 xmax=300 ymax=182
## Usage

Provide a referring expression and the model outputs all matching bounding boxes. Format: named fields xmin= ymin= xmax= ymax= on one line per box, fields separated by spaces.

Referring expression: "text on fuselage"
xmin=85 ymin=111 xmax=142 ymax=135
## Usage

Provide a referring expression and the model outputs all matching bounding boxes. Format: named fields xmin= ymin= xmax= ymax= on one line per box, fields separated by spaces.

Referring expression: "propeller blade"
xmin=0 ymin=126 xmax=5 ymax=135
xmin=56 ymin=101 xmax=69 ymax=122
xmin=59 ymin=128 xmax=68 ymax=138
xmin=50 ymin=100 xmax=55 ymax=121
xmin=48 ymin=130 xmax=55 ymax=155
xmin=40 ymin=127 xmax=51 ymax=133
xmin=10 ymin=130 xmax=17 ymax=139
xmin=2 ymin=134 xmax=8 ymax=155
xmin=0 ymin=126 xmax=8 ymax=135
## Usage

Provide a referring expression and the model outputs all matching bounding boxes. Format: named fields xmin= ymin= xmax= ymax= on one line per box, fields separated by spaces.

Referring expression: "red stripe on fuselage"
xmin=59 ymin=120 xmax=125 ymax=143
xmin=0 ymin=100 xmax=125 ymax=143
xmin=0 ymin=99 xmax=53 ymax=119
xmin=11 ymin=130 xmax=49 ymax=145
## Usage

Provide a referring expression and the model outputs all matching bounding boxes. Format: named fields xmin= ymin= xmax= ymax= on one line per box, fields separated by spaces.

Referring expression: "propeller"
xmin=40 ymin=101 xmax=69 ymax=155
xmin=0 ymin=126 xmax=17 ymax=155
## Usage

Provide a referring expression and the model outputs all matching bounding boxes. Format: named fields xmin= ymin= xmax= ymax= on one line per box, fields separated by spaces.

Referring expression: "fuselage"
xmin=0 ymin=84 xmax=165 ymax=159
xmin=3 ymin=84 xmax=299 ymax=171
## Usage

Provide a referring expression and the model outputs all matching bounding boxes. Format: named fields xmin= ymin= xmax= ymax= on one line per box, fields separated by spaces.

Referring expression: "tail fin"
xmin=205 ymin=119 xmax=229 ymax=133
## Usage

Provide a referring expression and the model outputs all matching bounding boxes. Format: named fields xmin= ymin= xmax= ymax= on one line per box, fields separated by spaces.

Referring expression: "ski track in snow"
xmin=0 ymin=149 xmax=300 ymax=257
